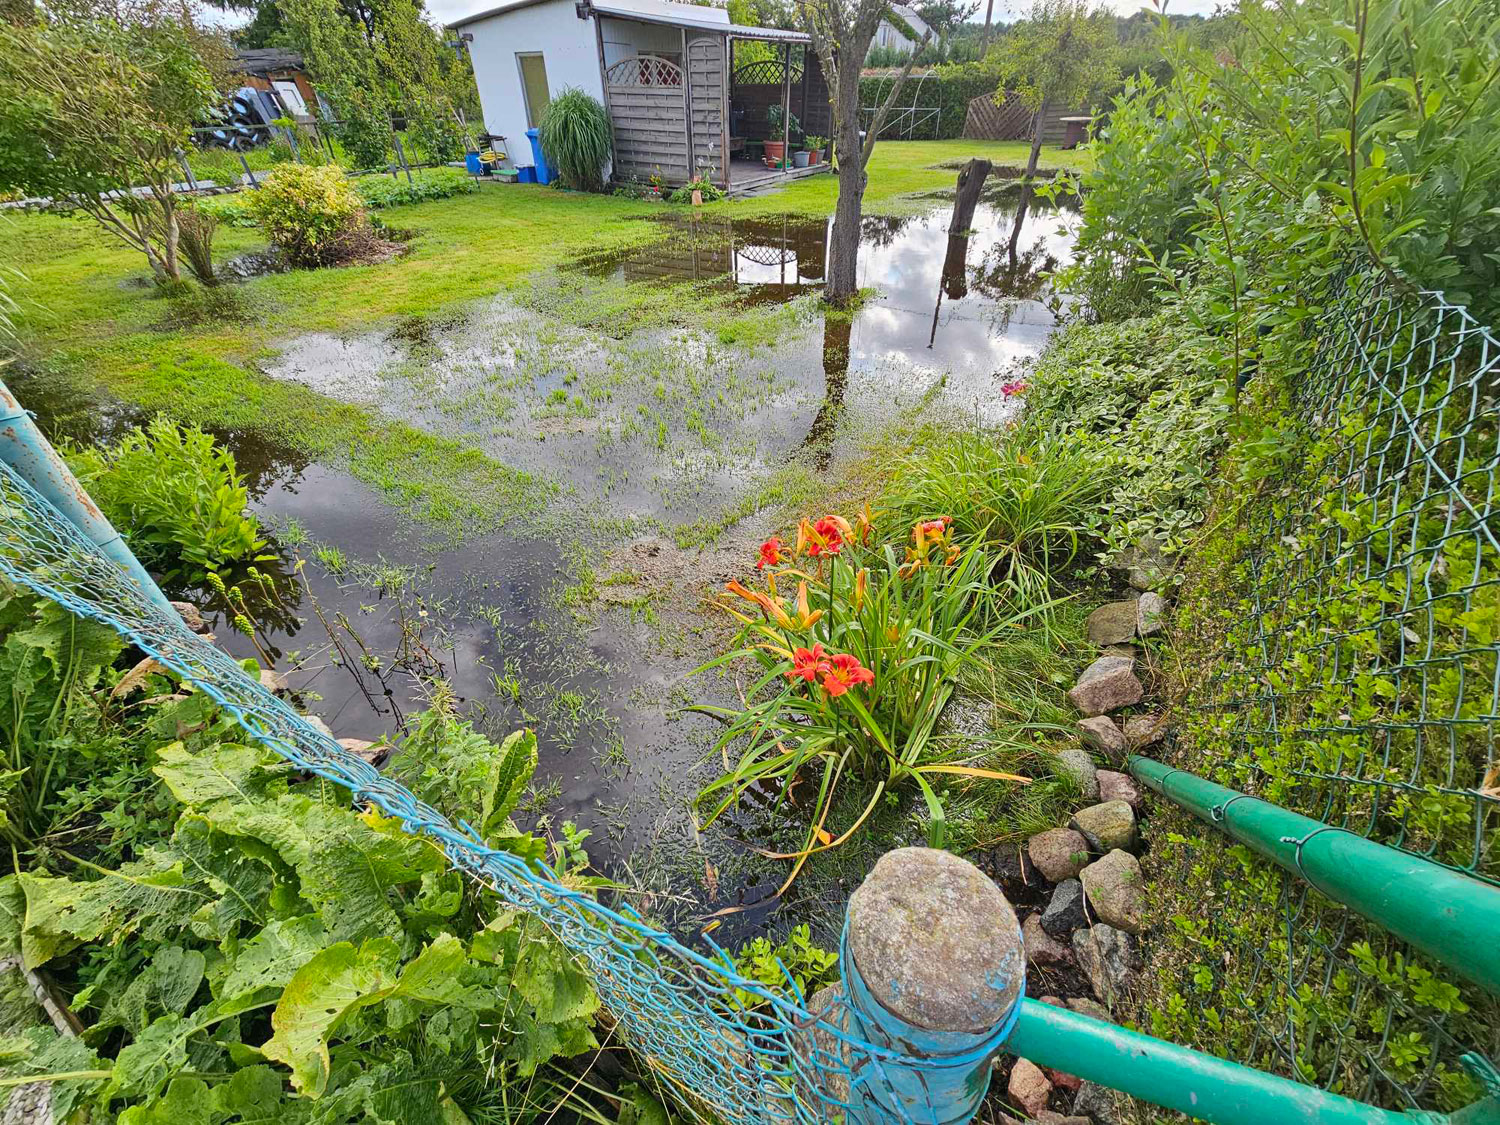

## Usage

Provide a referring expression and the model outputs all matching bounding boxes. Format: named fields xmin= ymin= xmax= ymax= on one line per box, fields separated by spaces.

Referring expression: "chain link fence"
xmin=1145 ymin=261 xmax=1499 ymax=1114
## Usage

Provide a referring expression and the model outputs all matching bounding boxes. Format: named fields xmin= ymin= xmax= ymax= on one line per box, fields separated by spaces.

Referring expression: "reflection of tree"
xmin=802 ymin=313 xmax=851 ymax=470
xmin=970 ymin=185 xmax=1060 ymax=322
xmin=858 ymin=213 xmax=915 ymax=249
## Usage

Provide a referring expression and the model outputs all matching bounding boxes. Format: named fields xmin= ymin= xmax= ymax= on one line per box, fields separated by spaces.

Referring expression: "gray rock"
xmin=1123 ymin=713 xmax=1166 ymax=750
xmin=1067 ymin=657 xmax=1143 ymax=717
xmin=1027 ymin=828 xmax=1090 ymax=883
xmin=847 ymin=848 xmax=1022 ymax=1033
xmin=1136 ymin=591 xmax=1167 ymax=636
xmin=1096 ymin=770 xmax=1142 ymax=810
xmin=1022 ymin=913 xmax=1073 ymax=968
xmin=1066 ymin=996 xmax=1113 ymax=1023
xmin=338 ymin=737 xmax=391 ymax=768
xmin=1072 ymin=925 xmax=1139 ymax=1007
xmin=170 ymin=599 xmax=207 ymax=633
xmin=1073 ymin=1080 xmax=1125 ymax=1125
xmin=301 ymin=714 xmax=335 ymax=740
xmin=1080 ymin=849 xmax=1144 ymax=934
xmin=1053 ymin=748 xmax=1100 ymax=801
xmin=1112 ymin=537 xmax=1172 ymax=592
xmin=1040 ymin=878 xmax=1088 ymax=938
xmin=260 ymin=668 xmax=290 ymax=694
xmin=1085 ymin=600 xmax=1138 ymax=646
xmin=1007 ymin=1058 xmax=1052 ymax=1118
xmin=1035 ymin=1115 xmax=1090 ymax=1125
xmin=1070 ymin=801 xmax=1138 ymax=852
xmin=1076 ymin=717 xmax=1126 ymax=760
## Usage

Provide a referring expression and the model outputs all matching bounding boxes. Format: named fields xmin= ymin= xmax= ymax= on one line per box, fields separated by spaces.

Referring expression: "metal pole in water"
xmin=0 ymin=380 xmax=177 ymax=618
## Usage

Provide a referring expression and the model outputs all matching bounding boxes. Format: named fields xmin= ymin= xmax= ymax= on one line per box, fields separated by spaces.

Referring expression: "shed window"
xmin=517 ymin=53 xmax=550 ymax=128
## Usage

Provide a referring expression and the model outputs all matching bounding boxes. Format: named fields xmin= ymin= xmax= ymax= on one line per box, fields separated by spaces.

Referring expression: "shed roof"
xmin=233 ymin=48 xmax=306 ymax=75
xmin=449 ymin=0 xmax=808 ymax=41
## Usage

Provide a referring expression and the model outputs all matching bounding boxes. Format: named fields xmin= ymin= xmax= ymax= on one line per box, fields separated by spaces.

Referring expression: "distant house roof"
xmin=449 ymin=0 xmax=807 ymax=41
xmin=233 ymin=48 xmax=307 ymax=76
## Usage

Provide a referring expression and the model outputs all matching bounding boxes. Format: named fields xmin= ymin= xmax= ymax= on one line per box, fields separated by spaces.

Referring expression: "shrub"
xmin=174 ymin=202 xmax=218 ymax=285
xmin=246 ymin=162 xmax=368 ymax=267
xmin=355 ymin=166 xmax=477 ymax=208
xmin=537 ymin=88 xmax=612 ymax=192
xmin=667 ymin=177 xmax=725 ymax=204
xmin=62 ymin=416 xmax=267 ymax=583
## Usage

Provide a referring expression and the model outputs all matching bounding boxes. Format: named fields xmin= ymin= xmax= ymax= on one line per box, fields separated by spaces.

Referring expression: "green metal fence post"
xmin=1007 ymin=998 xmax=1450 ymax=1125
xmin=1127 ymin=756 xmax=1500 ymax=996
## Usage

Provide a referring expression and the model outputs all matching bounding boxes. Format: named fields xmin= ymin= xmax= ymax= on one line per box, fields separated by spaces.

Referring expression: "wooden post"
xmin=682 ymin=28 xmax=694 ymax=182
xmin=948 ymin=157 xmax=991 ymax=236
xmin=780 ymin=42 xmax=791 ymax=172
xmin=721 ymin=34 xmax=730 ymax=190
xmin=594 ymin=16 xmax=616 ymax=186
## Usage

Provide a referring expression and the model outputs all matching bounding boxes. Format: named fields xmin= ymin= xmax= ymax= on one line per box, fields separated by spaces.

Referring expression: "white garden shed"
xmin=448 ymin=0 xmax=833 ymax=194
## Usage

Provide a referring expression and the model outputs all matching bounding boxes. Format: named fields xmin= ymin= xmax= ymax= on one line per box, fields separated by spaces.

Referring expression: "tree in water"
xmin=988 ymin=0 xmax=1118 ymax=179
xmin=800 ymin=0 xmax=972 ymax=306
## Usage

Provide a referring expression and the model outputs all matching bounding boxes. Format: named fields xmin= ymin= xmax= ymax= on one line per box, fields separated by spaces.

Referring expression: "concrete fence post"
xmin=836 ymin=847 xmax=1024 ymax=1125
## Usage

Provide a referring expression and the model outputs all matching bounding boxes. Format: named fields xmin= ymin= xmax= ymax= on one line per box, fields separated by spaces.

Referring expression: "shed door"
xmin=518 ymin=53 xmax=551 ymax=128
xmin=687 ymin=34 xmax=725 ymax=185
xmin=605 ymin=55 xmax=690 ymax=184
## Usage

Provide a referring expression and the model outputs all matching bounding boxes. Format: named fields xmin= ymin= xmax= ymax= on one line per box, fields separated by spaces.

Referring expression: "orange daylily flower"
xmin=725 ymin=579 xmax=793 ymax=628
xmin=820 ymin=652 xmax=874 ymax=697
xmin=792 ymin=581 xmax=824 ymax=629
xmin=855 ymin=501 xmax=875 ymax=546
xmin=853 ymin=568 xmax=868 ymax=612
xmin=787 ymin=643 xmax=830 ymax=682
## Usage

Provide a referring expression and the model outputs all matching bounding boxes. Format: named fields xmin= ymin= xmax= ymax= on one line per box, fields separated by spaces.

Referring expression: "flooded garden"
xmin=10 ymin=181 xmax=1082 ymax=944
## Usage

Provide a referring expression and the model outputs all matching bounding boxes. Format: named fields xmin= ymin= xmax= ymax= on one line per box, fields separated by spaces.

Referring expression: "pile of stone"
xmin=997 ymin=550 xmax=1174 ymax=1124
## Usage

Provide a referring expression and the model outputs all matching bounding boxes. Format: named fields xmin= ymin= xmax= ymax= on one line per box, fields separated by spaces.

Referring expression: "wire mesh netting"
xmin=0 ymin=457 xmax=1016 ymax=1125
xmin=1153 ymin=262 xmax=1499 ymax=1113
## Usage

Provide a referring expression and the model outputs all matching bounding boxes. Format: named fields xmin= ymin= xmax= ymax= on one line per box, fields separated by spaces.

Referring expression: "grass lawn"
xmin=2 ymin=139 xmax=1084 ymax=534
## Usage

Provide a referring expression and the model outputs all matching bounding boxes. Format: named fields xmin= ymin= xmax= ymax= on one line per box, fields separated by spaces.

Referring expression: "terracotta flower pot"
xmin=808 ymin=149 xmax=822 ymax=164
xmin=763 ymin=140 xmax=786 ymax=162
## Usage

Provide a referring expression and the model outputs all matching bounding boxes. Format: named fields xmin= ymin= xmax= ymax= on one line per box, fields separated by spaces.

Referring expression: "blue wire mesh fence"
xmin=1147 ymin=262 xmax=1499 ymax=1113
xmin=0 ymin=455 xmax=1003 ymax=1125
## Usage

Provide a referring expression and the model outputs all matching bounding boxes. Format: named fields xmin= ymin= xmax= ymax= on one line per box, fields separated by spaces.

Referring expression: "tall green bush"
xmin=538 ymin=88 xmax=613 ymax=192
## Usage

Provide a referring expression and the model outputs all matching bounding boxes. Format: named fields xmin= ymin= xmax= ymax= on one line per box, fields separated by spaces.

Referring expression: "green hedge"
xmin=857 ymin=65 xmax=1000 ymax=140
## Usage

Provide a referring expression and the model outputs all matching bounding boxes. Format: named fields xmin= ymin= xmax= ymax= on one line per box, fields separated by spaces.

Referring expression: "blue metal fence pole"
xmin=835 ymin=848 xmax=1024 ymax=1125
xmin=0 ymin=380 xmax=177 ymax=618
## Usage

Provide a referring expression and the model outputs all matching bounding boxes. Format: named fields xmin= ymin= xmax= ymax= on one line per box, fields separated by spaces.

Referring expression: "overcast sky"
xmin=203 ymin=0 xmax=1222 ymax=35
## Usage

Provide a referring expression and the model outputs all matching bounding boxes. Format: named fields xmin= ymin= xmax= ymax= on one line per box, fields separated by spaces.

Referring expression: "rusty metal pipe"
xmin=0 ymin=379 xmax=177 ymax=617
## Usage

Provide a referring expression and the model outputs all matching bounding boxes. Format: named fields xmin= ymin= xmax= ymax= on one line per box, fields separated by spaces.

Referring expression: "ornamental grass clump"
xmin=694 ymin=508 xmax=1042 ymax=882
xmin=246 ymin=162 xmax=372 ymax=267
xmin=537 ymin=88 xmax=612 ymax=192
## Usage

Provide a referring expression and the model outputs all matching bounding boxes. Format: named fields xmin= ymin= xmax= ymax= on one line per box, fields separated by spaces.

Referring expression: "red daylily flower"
xmin=820 ymin=652 xmax=874 ymax=697
xmin=757 ymin=536 xmax=787 ymax=570
xmin=788 ymin=643 xmax=830 ymax=682
xmin=806 ymin=516 xmax=845 ymax=557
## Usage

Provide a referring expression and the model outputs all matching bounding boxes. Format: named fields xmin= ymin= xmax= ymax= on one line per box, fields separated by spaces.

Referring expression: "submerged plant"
xmin=62 ymin=416 xmax=269 ymax=583
xmin=693 ymin=511 xmax=1038 ymax=884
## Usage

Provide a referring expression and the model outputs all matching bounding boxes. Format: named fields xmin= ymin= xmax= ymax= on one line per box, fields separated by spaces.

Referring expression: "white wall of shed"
xmin=466 ymin=0 xmax=611 ymax=177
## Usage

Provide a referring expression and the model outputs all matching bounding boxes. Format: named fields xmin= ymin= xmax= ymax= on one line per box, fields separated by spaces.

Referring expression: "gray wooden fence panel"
xmin=607 ymin=55 xmax=691 ymax=183
xmin=687 ymin=33 xmax=725 ymax=181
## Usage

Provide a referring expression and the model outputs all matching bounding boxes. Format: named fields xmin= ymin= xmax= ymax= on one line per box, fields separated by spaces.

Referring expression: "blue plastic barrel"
xmin=525 ymin=128 xmax=554 ymax=185
xmin=465 ymin=151 xmax=485 ymax=175
xmin=517 ymin=165 xmax=537 ymax=184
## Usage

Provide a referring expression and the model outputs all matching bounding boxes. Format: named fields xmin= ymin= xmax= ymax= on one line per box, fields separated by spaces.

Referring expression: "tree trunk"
xmin=825 ymin=61 xmax=866 ymax=306
xmin=161 ymin=203 xmax=181 ymax=284
xmin=1025 ymin=98 xmax=1049 ymax=179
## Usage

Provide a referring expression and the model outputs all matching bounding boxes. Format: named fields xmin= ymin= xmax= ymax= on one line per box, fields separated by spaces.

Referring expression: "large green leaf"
xmin=173 ymin=814 xmax=274 ymax=942
xmin=0 ymin=1026 xmax=104 ymax=1123
xmin=117 ymin=1076 xmax=224 ymax=1125
xmin=95 ymin=944 xmax=207 ymax=1036
xmin=481 ymin=730 xmax=537 ymax=832
xmin=0 ymin=875 xmax=22 ymax=958
xmin=19 ymin=853 xmax=210 ymax=969
xmin=261 ymin=934 xmax=471 ymax=1096
xmin=153 ymin=741 xmax=281 ymax=808
xmin=218 ymin=915 xmax=329 ymax=1002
